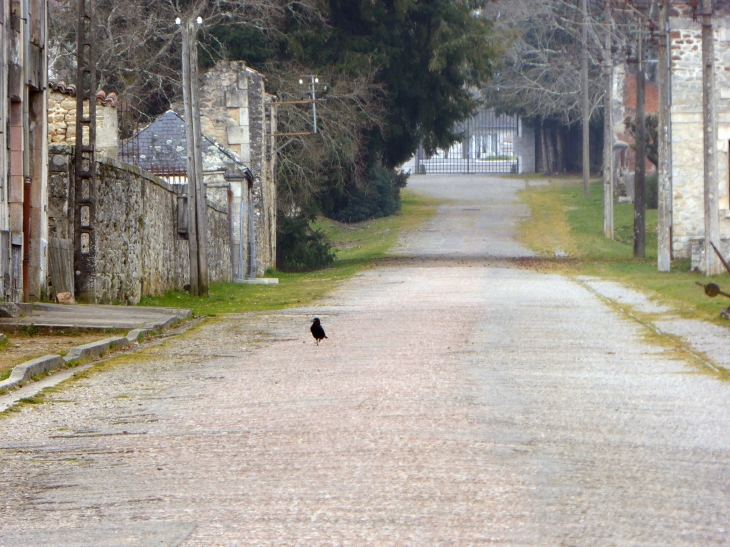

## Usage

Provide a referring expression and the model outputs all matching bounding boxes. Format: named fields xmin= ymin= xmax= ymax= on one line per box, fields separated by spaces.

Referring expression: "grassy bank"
xmin=139 ymin=189 xmax=438 ymax=316
xmin=518 ymin=177 xmax=730 ymax=323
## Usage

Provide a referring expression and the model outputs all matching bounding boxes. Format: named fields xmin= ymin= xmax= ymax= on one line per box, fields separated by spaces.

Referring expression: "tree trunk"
xmin=634 ymin=35 xmax=646 ymax=258
xmin=540 ymin=119 xmax=550 ymax=174
xmin=657 ymin=3 xmax=672 ymax=271
xmin=556 ymin=128 xmax=566 ymax=173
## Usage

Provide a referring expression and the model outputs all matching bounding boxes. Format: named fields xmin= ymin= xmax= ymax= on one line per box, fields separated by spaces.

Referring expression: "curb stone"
xmin=63 ymin=336 xmax=130 ymax=364
xmin=0 ymin=310 xmax=191 ymax=394
xmin=0 ymin=355 xmax=65 ymax=391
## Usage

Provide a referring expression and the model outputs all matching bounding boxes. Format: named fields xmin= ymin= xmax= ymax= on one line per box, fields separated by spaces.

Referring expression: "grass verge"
xmin=140 ymin=189 xmax=439 ymax=316
xmin=518 ymin=177 xmax=730 ymax=324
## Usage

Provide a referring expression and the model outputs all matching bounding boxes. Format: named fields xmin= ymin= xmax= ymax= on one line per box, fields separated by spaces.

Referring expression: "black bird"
xmin=310 ymin=317 xmax=328 ymax=345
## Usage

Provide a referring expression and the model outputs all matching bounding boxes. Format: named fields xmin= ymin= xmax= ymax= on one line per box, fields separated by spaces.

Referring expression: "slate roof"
xmin=120 ymin=110 xmax=251 ymax=179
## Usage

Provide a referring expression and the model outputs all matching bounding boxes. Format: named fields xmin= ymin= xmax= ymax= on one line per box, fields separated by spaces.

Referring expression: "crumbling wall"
xmin=198 ymin=61 xmax=276 ymax=275
xmin=48 ymin=85 xmax=119 ymax=159
xmin=48 ymin=145 xmax=231 ymax=303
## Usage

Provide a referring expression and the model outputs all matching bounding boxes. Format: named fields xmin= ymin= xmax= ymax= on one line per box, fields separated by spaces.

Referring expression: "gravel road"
xmin=1 ymin=174 xmax=729 ymax=546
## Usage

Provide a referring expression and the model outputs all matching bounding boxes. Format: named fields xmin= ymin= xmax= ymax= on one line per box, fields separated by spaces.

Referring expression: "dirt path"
xmin=0 ymin=175 xmax=729 ymax=546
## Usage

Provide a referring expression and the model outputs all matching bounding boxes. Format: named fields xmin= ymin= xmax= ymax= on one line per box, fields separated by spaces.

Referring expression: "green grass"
xmin=519 ymin=178 xmax=730 ymax=324
xmin=140 ymin=190 xmax=438 ymax=316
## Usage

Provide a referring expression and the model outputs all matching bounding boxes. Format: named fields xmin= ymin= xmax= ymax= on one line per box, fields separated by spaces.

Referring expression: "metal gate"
xmin=415 ymin=109 xmax=521 ymax=175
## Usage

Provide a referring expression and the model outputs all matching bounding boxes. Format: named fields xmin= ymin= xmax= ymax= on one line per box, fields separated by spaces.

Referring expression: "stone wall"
xmin=48 ymin=145 xmax=231 ymax=303
xmin=669 ymin=7 xmax=730 ymax=265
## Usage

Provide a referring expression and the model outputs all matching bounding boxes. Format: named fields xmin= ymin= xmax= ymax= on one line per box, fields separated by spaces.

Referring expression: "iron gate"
xmin=415 ymin=109 xmax=521 ymax=175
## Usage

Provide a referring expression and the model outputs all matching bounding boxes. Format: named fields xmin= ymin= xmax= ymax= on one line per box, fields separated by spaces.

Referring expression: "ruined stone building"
xmin=196 ymin=61 xmax=277 ymax=278
xmin=668 ymin=2 xmax=730 ymax=267
xmin=0 ymin=0 xmax=48 ymax=305
xmin=42 ymin=60 xmax=276 ymax=303
xmin=118 ymin=61 xmax=277 ymax=282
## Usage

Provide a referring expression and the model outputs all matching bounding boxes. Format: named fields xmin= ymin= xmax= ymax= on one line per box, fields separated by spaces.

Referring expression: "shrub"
xmin=646 ymin=174 xmax=658 ymax=210
xmin=276 ymin=213 xmax=336 ymax=272
xmin=319 ymin=165 xmax=409 ymax=224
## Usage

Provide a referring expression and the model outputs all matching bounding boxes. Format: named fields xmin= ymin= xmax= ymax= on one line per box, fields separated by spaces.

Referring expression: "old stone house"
xmin=0 ymin=0 xmax=48 ymax=306
xmin=119 ymin=110 xmax=263 ymax=280
xmin=668 ymin=2 xmax=730 ymax=267
xmin=195 ymin=61 xmax=277 ymax=277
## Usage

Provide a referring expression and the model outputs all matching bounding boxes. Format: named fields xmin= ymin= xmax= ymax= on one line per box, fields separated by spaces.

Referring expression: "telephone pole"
xmin=180 ymin=17 xmax=209 ymax=296
xmin=582 ymin=0 xmax=590 ymax=197
xmin=657 ymin=3 xmax=672 ymax=272
xmin=634 ymin=30 xmax=646 ymax=258
xmin=603 ymin=0 xmax=614 ymax=239
xmin=701 ymin=0 xmax=722 ymax=275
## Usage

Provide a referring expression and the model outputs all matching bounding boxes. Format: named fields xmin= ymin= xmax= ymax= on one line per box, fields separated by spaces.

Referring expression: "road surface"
xmin=1 ymin=174 xmax=729 ymax=546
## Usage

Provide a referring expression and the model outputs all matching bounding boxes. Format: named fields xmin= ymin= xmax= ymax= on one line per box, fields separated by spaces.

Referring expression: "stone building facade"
xmin=668 ymin=2 xmax=730 ymax=266
xmin=0 ymin=0 xmax=48 ymax=305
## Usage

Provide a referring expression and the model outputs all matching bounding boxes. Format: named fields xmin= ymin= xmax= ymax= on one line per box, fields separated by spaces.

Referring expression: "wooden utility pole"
xmin=634 ymin=30 xmax=646 ymax=258
xmin=701 ymin=0 xmax=722 ymax=275
xmin=582 ymin=0 xmax=590 ymax=197
xmin=603 ymin=0 xmax=614 ymax=239
xmin=657 ymin=3 xmax=672 ymax=272
xmin=181 ymin=18 xmax=209 ymax=296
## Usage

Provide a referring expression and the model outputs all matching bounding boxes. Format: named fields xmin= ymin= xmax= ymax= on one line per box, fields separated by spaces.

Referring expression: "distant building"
xmin=403 ymin=109 xmax=535 ymax=175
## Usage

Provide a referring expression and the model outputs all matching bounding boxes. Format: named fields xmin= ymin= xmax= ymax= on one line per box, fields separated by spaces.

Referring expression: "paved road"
xmin=1 ymin=175 xmax=729 ymax=546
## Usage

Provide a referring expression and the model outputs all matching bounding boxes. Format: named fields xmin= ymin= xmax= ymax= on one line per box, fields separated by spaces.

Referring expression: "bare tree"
xmin=49 ymin=0 xmax=321 ymax=122
xmin=264 ymin=63 xmax=385 ymax=214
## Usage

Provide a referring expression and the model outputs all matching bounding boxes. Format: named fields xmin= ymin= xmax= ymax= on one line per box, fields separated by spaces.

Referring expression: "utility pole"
xmin=74 ymin=0 xmax=97 ymax=301
xmin=603 ymin=0 xmax=614 ymax=239
xmin=634 ymin=29 xmax=646 ymax=258
xmin=180 ymin=17 xmax=209 ymax=296
xmin=582 ymin=0 xmax=590 ymax=197
xmin=701 ymin=0 xmax=722 ymax=275
xmin=657 ymin=3 xmax=672 ymax=272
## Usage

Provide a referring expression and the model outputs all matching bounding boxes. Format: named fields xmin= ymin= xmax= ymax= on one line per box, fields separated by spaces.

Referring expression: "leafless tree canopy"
xmin=482 ymin=0 xmax=606 ymax=124
xmin=49 ymin=0 xmax=320 ymax=121
xmin=265 ymin=64 xmax=385 ymax=213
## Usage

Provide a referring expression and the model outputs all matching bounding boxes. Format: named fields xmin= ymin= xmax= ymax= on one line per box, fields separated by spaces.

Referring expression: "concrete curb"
xmin=0 ymin=309 xmax=191 ymax=393
xmin=0 ymin=355 xmax=65 ymax=391
xmin=63 ymin=336 xmax=130 ymax=364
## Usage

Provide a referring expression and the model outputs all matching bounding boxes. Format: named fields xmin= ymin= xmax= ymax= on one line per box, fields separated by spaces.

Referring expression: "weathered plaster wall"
xmin=669 ymin=13 xmax=730 ymax=265
xmin=48 ymin=145 xmax=231 ymax=303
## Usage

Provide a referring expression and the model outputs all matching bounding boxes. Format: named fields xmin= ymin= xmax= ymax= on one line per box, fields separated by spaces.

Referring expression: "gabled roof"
xmin=120 ymin=110 xmax=251 ymax=179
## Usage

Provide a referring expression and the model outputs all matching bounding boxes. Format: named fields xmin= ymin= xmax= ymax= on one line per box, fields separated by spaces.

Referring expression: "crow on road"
xmin=310 ymin=318 xmax=328 ymax=345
